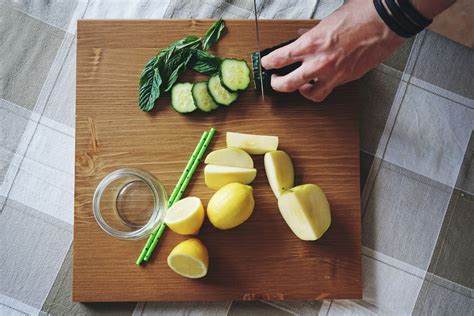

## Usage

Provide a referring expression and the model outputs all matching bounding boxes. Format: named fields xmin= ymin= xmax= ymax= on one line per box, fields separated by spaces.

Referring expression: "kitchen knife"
xmin=253 ymin=0 xmax=265 ymax=100
xmin=251 ymin=1 xmax=303 ymax=93
xmin=251 ymin=38 xmax=302 ymax=92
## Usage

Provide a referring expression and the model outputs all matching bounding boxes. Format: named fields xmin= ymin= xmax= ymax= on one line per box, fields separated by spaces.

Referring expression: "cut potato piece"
xmin=204 ymin=165 xmax=257 ymax=190
xmin=204 ymin=147 xmax=254 ymax=168
xmin=278 ymin=184 xmax=331 ymax=241
xmin=226 ymin=132 xmax=278 ymax=154
xmin=264 ymin=150 xmax=294 ymax=198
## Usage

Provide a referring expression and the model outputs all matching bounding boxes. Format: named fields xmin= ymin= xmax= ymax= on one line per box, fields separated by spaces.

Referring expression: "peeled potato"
xmin=204 ymin=165 xmax=257 ymax=190
xmin=226 ymin=132 xmax=278 ymax=154
xmin=204 ymin=147 xmax=254 ymax=168
xmin=264 ymin=150 xmax=294 ymax=198
xmin=278 ymin=184 xmax=331 ymax=241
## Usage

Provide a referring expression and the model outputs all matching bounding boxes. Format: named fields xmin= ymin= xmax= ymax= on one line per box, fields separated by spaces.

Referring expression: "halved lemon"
xmin=164 ymin=197 xmax=205 ymax=235
xmin=167 ymin=238 xmax=209 ymax=279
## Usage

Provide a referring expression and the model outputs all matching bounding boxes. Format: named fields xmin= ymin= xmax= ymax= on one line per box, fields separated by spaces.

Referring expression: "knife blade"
xmin=253 ymin=0 xmax=265 ymax=101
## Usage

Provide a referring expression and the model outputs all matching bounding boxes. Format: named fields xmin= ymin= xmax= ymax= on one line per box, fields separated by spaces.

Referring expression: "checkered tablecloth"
xmin=0 ymin=0 xmax=472 ymax=315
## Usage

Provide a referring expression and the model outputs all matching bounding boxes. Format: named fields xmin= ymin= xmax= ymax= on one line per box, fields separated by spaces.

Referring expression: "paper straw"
xmin=143 ymin=128 xmax=216 ymax=261
xmin=136 ymin=131 xmax=209 ymax=265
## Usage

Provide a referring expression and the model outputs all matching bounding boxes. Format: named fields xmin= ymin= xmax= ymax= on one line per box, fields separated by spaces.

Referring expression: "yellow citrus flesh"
xmin=164 ymin=197 xmax=205 ymax=235
xmin=167 ymin=238 xmax=209 ymax=279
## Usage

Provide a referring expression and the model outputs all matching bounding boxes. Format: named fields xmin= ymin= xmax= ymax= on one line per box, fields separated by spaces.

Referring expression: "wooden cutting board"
xmin=74 ymin=20 xmax=361 ymax=302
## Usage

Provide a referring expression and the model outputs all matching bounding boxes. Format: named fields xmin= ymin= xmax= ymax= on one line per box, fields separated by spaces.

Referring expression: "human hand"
xmin=260 ymin=0 xmax=406 ymax=102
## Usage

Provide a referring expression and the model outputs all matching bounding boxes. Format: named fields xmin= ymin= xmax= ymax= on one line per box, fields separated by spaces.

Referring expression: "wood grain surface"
xmin=74 ymin=20 xmax=362 ymax=302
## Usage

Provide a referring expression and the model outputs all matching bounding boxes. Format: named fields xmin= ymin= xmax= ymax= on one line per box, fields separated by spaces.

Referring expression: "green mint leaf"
xmin=137 ymin=19 xmax=227 ymax=112
xmin=201 ymin=18 xmax=225 ymax=50
xmin=138 ymin=56 xmax=161 ymax=111
xmin=139 ymin=55 xmax=157 ymax=86
xmin=148 ymin=70 xmax=162 ymax=108
xmin=159 ymin=36 xmax=199 ymax=65
xmin=162 ymin=49 xmax=194 ymax=92
xmin=171 ymin=35 xmax=201 ymax=51
xmin=190 ymin=49 xmax=221 ymax=75
xmin=139 ymin=36 xmax=198 ymax=112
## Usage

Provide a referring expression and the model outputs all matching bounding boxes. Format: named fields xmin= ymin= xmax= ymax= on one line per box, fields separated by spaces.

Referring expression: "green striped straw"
xmin=144 ymin=127 xmax=216 ymax=261
xmin=136 ymin=128 xmax=216 ymax=265
xmin=136 ymin=130 xmax=209 ymax=265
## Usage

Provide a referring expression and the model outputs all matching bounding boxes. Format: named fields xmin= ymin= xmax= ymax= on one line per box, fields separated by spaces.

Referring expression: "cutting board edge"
xmin=74 ymin=19 xmax=362 ymax=302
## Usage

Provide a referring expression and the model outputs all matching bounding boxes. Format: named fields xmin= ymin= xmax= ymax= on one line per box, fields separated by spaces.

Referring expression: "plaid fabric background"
xmin=0 ymin=0 xmax=472 ymax=315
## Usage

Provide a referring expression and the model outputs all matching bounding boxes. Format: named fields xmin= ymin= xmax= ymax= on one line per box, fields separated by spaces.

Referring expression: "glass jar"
xmin=92 ymin=168 xmax=167 ymax=240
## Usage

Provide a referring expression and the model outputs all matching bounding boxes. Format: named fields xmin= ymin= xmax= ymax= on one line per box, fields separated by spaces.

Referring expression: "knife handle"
xmin=252 ymin=38 xmax=302 ymax=91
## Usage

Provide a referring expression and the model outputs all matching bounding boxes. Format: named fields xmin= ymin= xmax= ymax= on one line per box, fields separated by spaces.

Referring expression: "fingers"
xmin=298 ymin=79 xmax=334 ymax=102
xmin=270 ymin=65 xmax=317 ymax=93
xmin=261 ymin=38 xmax=306 ymax=70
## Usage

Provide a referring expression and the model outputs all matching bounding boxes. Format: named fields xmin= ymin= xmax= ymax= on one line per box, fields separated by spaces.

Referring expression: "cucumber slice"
xmin=192 ymin=81 xmax=219 ymax=112
xmin=171 ymin=83 xmax=197 ymax=113
xmin=207 ymin=75 xmax=238 ymax=106
xmin=220 ymin=59 xmax=251 ymax=91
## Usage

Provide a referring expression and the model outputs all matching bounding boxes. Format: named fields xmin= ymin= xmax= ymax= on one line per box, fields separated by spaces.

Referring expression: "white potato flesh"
xmin=277 ymin=184 xmax=331 ymax=241
xmin=204 ymin=165 xmax=257 ymax=190
xmin=226 ymin=132 xmax=278 ymax=154
xmin=204 ymin=147 xmax=254 ymax=168
xmin=264 ymin=150 xmax=294 ymax=198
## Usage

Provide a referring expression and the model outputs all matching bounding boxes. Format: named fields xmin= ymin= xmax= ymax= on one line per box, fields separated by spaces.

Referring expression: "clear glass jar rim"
xmin=92 ymin=168 xmax=167 ymax=240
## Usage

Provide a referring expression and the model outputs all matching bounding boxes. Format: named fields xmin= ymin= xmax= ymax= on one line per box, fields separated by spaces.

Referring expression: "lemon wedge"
xmin=167 ymin=238 xmax=209 ymax=278
xmin=164 ymin=197 xmax=205 ymax=235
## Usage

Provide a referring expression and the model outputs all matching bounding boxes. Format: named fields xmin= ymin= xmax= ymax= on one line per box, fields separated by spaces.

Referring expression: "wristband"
xmin=373 ymin=0 xmax=411 ymax=38
xmin=385 ymin=0 xmax=421 ymax=36
xmin=397 ymin=0 xmax=432 ymax=28
xmin=373 ymin=0 xmax=431 ymax=38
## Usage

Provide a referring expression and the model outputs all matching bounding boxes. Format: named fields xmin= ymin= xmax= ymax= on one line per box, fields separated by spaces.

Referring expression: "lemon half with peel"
xmin=207 ymin=182 xmax=254 ymax=229
xmin=167 ymin=238 xmax=209 ymax=278
xmin=164 ymin=197 xmax=205 ymax=235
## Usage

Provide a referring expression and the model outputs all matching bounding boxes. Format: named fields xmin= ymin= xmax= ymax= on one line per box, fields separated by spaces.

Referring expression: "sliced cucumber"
xmin=192 ymin=81 xmax=219 ymax=112
xmin=207 ymin=75 xmax=238 ymax=106
xmin=220 ymin=59 xmax=251 ymax=91
xmin=171 ymin=83 xmax=197 ymax=113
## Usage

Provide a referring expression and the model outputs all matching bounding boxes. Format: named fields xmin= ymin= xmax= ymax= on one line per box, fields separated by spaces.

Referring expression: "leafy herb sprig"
xmin=191 ymin=49 xmax=222 ymax=76
xmin=139 ymin=19 xmax=224 ymax=112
